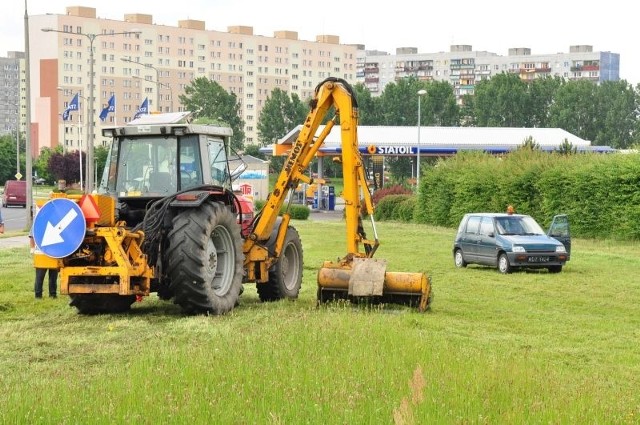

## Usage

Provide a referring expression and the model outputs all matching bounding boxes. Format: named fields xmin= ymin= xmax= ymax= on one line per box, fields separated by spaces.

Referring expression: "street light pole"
xmin=42 ymin=28 xmax=141 ymax=193
xmin=417 ymin=89 xmax=427 ymax=190
xmin=15 ymin=109 xmax=20 ymax=176
xmin=121 ymin=58 xmax=161 ymax=112
xmin=86 ymin=33 xmax=97 ymax=193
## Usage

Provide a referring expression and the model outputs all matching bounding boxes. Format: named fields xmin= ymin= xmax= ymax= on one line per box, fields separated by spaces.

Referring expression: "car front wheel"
xmin=548 ymin=265 xmax=562 ymax=273
xmin=498 ymin=253 xmax=512 ymax=274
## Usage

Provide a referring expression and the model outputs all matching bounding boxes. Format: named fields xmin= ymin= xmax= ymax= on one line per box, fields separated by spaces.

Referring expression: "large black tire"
xmin=165 ymin=201 xmax=244 ymax=315
xmin=548 ymin=265 xmax=563 ymax=273
xmin=70 ymin=294 xmax=136 ymax=315
xmin=257 ymin=226 xmax=303 ymax=302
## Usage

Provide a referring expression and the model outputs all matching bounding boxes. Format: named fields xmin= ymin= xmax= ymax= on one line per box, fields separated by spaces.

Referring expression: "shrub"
xmin=371 ymin=184 xmax=412 ymax=205
xmin=289 ymin=204 xmax=310 ymax=220
xmin=393 ymin=196 xmax=417 ymax=222
xmin=374 ymin=194 xmax=412 ymax=221
xmin=251 ymin=199 xmax=309 ymax=220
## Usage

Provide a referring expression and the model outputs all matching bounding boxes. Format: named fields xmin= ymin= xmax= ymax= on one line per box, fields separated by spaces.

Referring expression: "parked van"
xmin=2 ymin=180 xmax=27 ymax=208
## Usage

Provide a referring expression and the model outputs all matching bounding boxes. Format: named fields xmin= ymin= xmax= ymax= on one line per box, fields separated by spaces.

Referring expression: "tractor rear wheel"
xmin=257 ymin=226 xmax=303 ymax=302
xmin=166 ymin=201 xmax=244 ymax=315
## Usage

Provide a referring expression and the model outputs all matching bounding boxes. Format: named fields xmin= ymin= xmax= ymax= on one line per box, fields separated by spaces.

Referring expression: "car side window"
xmin=465 ymin=216 xmax=481 ymax=234
xmin=479 ymin=217 xmax=494 ymax=236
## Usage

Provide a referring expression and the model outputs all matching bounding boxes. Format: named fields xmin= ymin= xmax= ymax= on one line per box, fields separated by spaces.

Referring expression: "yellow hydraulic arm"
xmin=243 ymin=77 xmax=431 ymax=310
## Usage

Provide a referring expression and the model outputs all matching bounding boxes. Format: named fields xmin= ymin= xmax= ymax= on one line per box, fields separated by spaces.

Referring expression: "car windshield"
xmin=495 ymin=216 xmax=545 ymax=236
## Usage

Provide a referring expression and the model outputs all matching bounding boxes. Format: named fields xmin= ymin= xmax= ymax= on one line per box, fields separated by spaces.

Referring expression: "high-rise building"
xmin=28 ymin=6 xmax=358 ymax=155
xmin=0 ymin=51 xmax=25 ymax=138
xmin=24 ymin=5 xmax=620 ymax=159
xmin=357 ymin=44 xmax=620 ymax=101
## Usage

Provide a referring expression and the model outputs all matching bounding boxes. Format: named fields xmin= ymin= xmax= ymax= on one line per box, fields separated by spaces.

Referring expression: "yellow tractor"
xmin=32 ymin=78 xmax=431 ymax=314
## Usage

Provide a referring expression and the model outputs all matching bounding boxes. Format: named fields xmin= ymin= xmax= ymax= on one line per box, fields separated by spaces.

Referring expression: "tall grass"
xmin=1 ymin=220 xmax=640 ymax=423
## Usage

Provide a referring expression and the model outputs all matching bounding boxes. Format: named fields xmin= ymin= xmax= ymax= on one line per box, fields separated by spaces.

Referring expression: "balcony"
xmin=535 ymin=67 xmax=551 ymax=73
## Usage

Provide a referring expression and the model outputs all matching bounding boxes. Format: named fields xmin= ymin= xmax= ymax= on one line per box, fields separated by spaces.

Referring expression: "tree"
xmin=179 ymin=77 xmax=245 ymax=151
xmin=0 ymin=134 xmax=18 ymax=183
xmin=377 ymin=76 xmax=424 ymax=125
xmin=518 ymin=136 xmax=540 ymax=151
xmin=556 ymin=138 xmax=577 ymax=155
xmin=422 ymin=80 xmax=460 ymax=126
xmin=472 ymin=72 xmax=530 ymax=127
xmin=257 ymin=88 xmax=307 ymax=147
xmin=242 ymin=144 xmax=266 ymax=160
xmin=33 ymin=146 xmax=61 ymax=185
xmin=527 ymin=76 xmax=563 ymax=128
xmin=257 ymin=88 xmax=308 ymax=173
xmin=384 ymin=157 xmax=413 ymax=184
xmin=548 ymin=80 xmax=599 ymax=143
xmin=593 ymin=80 xmax=637 ymax=148
xmin=48 ymin=151 xmax=84 ymax=186
xmin=94 ymin=146 xmax=109 ymax=184
xmin=352 ymin=82 xmax=383 ymax=125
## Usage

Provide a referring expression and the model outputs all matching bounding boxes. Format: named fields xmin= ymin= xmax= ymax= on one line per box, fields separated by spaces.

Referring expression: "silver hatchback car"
xmin=453 ymin=213 xmax=571 ymax=273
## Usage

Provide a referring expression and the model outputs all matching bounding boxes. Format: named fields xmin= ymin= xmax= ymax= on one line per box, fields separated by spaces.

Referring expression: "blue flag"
xmin=62 ymin=94 xmax=79 ymax=121
xmin=133 ymin=97 xmax=149 ymax=119
xmin=99 ymin=95 xmax=116 ymax=122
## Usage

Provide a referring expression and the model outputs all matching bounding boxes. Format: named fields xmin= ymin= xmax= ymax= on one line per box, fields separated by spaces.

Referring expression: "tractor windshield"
xmin=99 ymin=130 xmax=233 ymax=198
xmin=102 ymin=136 xmax=179 ymax=196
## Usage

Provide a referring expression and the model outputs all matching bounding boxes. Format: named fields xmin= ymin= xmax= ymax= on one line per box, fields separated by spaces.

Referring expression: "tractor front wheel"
xmin=257 ymin=226 xmax=303 ymax=302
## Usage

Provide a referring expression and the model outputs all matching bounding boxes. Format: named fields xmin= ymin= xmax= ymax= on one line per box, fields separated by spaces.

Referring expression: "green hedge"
xmin=253 ymin=199 xmax=310 ymax=220
xmin=374 ymin=194 xmax=413 ymax=221
xmin=415 ymin=150 xmax=640 ymax=240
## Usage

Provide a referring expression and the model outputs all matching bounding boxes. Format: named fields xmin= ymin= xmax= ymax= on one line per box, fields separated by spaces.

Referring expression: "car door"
xmin=548 ymin=214 xmax=571 ymax=256
xmin=458 ymin=215 xmax=482 ymax=262
xmin=476 ymin=216 xmax=498 ymax=265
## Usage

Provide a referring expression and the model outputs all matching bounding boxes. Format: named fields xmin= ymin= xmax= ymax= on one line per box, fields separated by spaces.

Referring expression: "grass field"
xmin=1 ymin=219 xmax=640 ymax=424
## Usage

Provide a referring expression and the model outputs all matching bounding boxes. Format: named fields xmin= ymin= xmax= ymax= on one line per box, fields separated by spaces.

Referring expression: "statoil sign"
xmin=367 ymin=145 xmax=416 ymax=155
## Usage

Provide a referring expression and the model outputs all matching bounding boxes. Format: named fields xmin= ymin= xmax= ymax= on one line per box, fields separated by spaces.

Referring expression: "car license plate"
xmin=528 ymin=256 xmax=550 ymax=263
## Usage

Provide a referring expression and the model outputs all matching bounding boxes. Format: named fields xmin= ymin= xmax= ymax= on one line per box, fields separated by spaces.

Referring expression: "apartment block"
xmin=357 ymin=44 xmax=620 ymax=101
xmin=22 ymin=5 xmax=620 ymax=158
xmin=28 ymin=6 xmax=358 ymax=155
xmin=0 ymin=51 xmax=26 ymax=138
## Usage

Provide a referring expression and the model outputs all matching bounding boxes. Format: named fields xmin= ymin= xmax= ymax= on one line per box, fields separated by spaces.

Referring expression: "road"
xmin=1 ymin=186 xmax=52 ymax=232
xmin=1 ymin=205 xmax=28 ymax=233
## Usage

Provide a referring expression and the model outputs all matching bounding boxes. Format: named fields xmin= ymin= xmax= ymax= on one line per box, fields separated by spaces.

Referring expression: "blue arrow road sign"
xmin=32 ymin=198 xmax=86 ymax=258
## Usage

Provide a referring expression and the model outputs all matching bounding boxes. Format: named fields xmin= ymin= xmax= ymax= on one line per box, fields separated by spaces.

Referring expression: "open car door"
xmin=548 ymin=214 xmax=571 ymax=256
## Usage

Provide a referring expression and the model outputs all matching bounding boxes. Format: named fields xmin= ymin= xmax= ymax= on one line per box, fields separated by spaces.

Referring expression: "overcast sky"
xmin=2 ymin=1 xmax=637 ymax=86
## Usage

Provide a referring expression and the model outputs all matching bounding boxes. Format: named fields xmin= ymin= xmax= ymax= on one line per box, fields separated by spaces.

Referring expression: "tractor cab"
xmin=98 ymin=112 xmax=248 ymax=228
xmin=99 ymin=112 xmax=239 ymax=198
